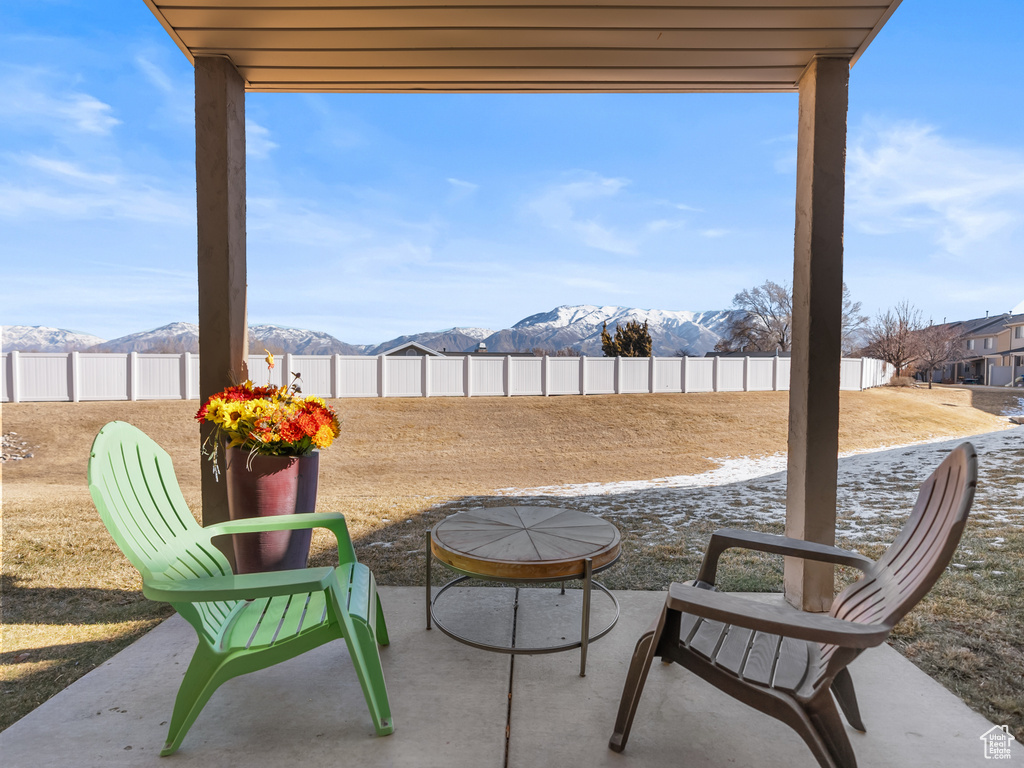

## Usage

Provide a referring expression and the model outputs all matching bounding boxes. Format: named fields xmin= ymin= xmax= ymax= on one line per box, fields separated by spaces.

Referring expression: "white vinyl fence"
xmin=1 ymin=352 xmax=892 ymax=403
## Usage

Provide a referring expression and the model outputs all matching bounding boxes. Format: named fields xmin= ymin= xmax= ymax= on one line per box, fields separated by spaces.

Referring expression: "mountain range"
xmin=2 ymin=305 xmax=740 ymax=357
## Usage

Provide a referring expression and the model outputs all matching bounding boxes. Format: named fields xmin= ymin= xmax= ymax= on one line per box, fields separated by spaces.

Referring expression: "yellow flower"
xmin=265 ymin=349 xmax=275 ymax=369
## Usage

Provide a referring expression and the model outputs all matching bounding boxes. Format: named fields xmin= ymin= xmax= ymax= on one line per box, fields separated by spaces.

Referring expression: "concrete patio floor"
xmin=0 ymin=587 xmax=1005 ymax=767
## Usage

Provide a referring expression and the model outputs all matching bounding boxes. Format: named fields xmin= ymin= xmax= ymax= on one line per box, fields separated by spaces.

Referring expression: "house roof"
xmin=954 ymin=314 xmax=1010 ymax=339
xmin=143 ymin=0 xmax=903 ymax=93
xmin=379 ymin=341 xmax=445 ymax=356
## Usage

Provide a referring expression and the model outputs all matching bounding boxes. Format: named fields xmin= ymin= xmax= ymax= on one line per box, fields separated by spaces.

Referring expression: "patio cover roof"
xmin=144 ymin=0 xmax=902 ymax=93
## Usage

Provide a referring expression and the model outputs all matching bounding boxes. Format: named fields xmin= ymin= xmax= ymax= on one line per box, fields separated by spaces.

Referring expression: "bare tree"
xmin=732 ymin=280 xmax=792 ymax=351
xmin=914 ymin=323 xmax=965 ymax=389
xmin=841 ymin=284 xmax=869 ymax=355
xmin=864 ymin=301 xmax=925 ymax=376
xmin=718 ymin=280 xmax=866 ymax=355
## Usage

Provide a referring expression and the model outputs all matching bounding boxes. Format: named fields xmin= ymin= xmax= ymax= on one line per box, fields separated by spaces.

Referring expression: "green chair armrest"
xmin=666 ymin=583 xmax=890 ymax=649
xmin=696 ymin=528 xmax=875 ymax=587
xmin=144 ymin=566 xmax=338 ymax=603
xmin=205 ymin=512 xmax=358 ymax=564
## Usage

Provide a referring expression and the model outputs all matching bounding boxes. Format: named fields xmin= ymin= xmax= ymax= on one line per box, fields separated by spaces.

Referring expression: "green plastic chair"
xmin=88 ymin=421 xmax=393 ymax=756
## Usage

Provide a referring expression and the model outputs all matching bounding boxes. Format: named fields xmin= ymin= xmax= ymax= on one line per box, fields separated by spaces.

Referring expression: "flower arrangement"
xmin=196 ymin=352 xmax=340 ymax=477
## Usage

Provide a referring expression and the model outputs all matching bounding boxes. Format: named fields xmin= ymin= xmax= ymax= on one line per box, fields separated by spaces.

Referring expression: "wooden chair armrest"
xmin=696 ymin=528 xmax=874 ymax=587
xmin=205 ymin=512 xmax=358 ymax=564
xmin=665 ymin=583 xmax=890 ymax=648
xmin=143 ymin=566 xmax=338 ymax=603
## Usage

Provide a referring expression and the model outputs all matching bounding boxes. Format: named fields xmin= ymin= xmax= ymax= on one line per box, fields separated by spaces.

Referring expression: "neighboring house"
xmin=380 ymin=341 xmax=445 ymax=357
xmin=940 ymin=312 xmax=1024 ymax=385
xmin=1004 ymin=314 xmax=1024 ymax=368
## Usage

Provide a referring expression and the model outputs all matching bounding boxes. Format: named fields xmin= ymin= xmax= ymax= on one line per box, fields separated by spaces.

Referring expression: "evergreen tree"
xmin=601 ymin=320 xmax=652 ymax=357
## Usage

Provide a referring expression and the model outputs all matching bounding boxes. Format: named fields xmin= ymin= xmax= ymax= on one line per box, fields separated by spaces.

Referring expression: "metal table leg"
xmin=425 ymin=529 xmax=433 ymax=630
xmin=580 ymin=557 xmax=593 ymax=676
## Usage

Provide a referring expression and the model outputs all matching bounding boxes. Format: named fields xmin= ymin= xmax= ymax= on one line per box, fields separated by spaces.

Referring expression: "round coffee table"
xmin=426 ymin=506 xmax=621 ymax=676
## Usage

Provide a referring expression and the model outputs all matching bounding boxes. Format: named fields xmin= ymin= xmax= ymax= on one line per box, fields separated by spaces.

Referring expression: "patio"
xmin=0 ymin=587 xmax=995 ymax=767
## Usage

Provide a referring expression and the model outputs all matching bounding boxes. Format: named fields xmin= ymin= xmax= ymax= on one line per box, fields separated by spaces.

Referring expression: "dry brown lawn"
xmin=1 ymin=384 xmax=1019 ymax=732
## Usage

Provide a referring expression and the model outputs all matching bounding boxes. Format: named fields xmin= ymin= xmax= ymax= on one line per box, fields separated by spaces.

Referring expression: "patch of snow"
xmin=1002 ymin=397 xmax=1024 ymax=418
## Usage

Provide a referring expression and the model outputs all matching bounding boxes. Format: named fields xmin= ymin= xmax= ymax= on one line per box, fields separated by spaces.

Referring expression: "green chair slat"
xmin=88 ymin=421 xmax=394 ymax=754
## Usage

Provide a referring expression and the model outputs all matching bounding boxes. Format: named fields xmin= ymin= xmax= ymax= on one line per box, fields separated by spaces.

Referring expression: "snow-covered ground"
xmin=437 ymin=427 xmax=1023 ymax=549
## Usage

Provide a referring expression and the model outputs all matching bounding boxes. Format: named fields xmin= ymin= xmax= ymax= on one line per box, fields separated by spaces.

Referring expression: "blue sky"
xmin=2 ymin=1 xmax=1023 ymax=344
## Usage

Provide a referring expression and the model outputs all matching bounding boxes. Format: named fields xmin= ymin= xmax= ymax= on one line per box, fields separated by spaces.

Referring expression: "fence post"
xmin=649 ymin=356 xmax=656 ymax=393
xmin=681 ymin=355 xmax=689 ymax=394
xmin=378 ymin=355 xmax=386 ymax=397
xmin=772 ymin=354 xmax=780 ymax=391
xmin=713 ymin=356 xmax=720 ymax=392
xmin=580 ymin=356 xmax=587 ymax=396
xmin=8 ymin=351 xmax=20 ymax=403
xmin=614 ymin=356 xmax=622 ymax=394
xmin=128 ymin=351 xmax=139 ymax=401
xmin=542 ymin=355 xmax=550 ymax=396
xmin=465 ymin=355 xmax=473 ymax=397
xmin=743 ymin=356 xmax=750 ymax=392
xmin=332 ymin=354 xmax=341 ymax=398
xmin=505 ymin=355 xmax=512 ymax=396
xmin=69 ymin=351 xmax=80 ymax=402
xmin=181 ymin=352 xmax=191 ymax=400
xmin=423 ymin=354 xmax=431 ymax=398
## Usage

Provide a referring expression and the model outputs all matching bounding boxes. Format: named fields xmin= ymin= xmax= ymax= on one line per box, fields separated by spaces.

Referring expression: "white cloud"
xmin=1 ymin=75 xmax=121 ymax=135
xmin=528 ymin=173 xmax=639 ymax=255
xmin=0 ymin=154 xmax=192 ymax=223
xmin=135 ymin=55 xmax=175 ymax=94
xmin=847 ymin=121 xmax=1024 ymax=255
xmin=22 ymin=155 xmax=118 ymax=186
xmin=246 ymin=119 xmax=278 ymax=159
xmin=700 ymin=229 xmax=729 ymax=238
xmin=447 ymin=178 xmax=478 ymax=192
xmin=646 ymin=219 xmax=683 ymax=233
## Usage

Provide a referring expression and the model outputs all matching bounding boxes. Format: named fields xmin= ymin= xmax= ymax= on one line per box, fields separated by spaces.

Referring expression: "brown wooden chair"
xmin=609 ymin=442 xmax=977 ymax=768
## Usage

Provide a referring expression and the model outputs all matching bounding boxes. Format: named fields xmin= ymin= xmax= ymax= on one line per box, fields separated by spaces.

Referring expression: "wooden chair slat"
xmin=689 ymin=618 xmax=728 ymax=660
xmin=771 ymin=636 xmax=809 ymax=692
xmin=741 ymin=631 xmax=780 ymax=686
xmin=714 ymin=625 xmax=753 ymax=676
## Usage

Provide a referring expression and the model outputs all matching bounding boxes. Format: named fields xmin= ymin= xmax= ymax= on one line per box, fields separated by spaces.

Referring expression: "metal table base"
xmin=426 ymin=530 xmax=620 ymax=676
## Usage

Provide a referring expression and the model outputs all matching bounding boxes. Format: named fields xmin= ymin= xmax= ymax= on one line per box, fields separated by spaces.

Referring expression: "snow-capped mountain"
xmin=85 ymin=322 xmax=362 ymax=355
xmin=5 ymin=306 xmax=738 ymax=358
xmin=250 ymin=324 xmax=364 ymax=355
xmin=365 ymin=327 xmax=494 ymax=356
xmin=485 ymin=305 xmax=739 ymax=356
xmin=89 ymin=322 xmax=201 ymax=353
xmin=1 ymin=326 xmax=107 ymax=352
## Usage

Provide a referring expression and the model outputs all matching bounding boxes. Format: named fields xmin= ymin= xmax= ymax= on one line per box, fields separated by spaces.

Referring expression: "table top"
xmin=430 ymin=506 xmax=621 ymax=580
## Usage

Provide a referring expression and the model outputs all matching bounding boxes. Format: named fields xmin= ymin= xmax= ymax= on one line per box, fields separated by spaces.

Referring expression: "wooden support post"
xmin=195 ymin=56 xmax=248 ymax=539
xmin=785 ymin=56 xmax=850 ymax=612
